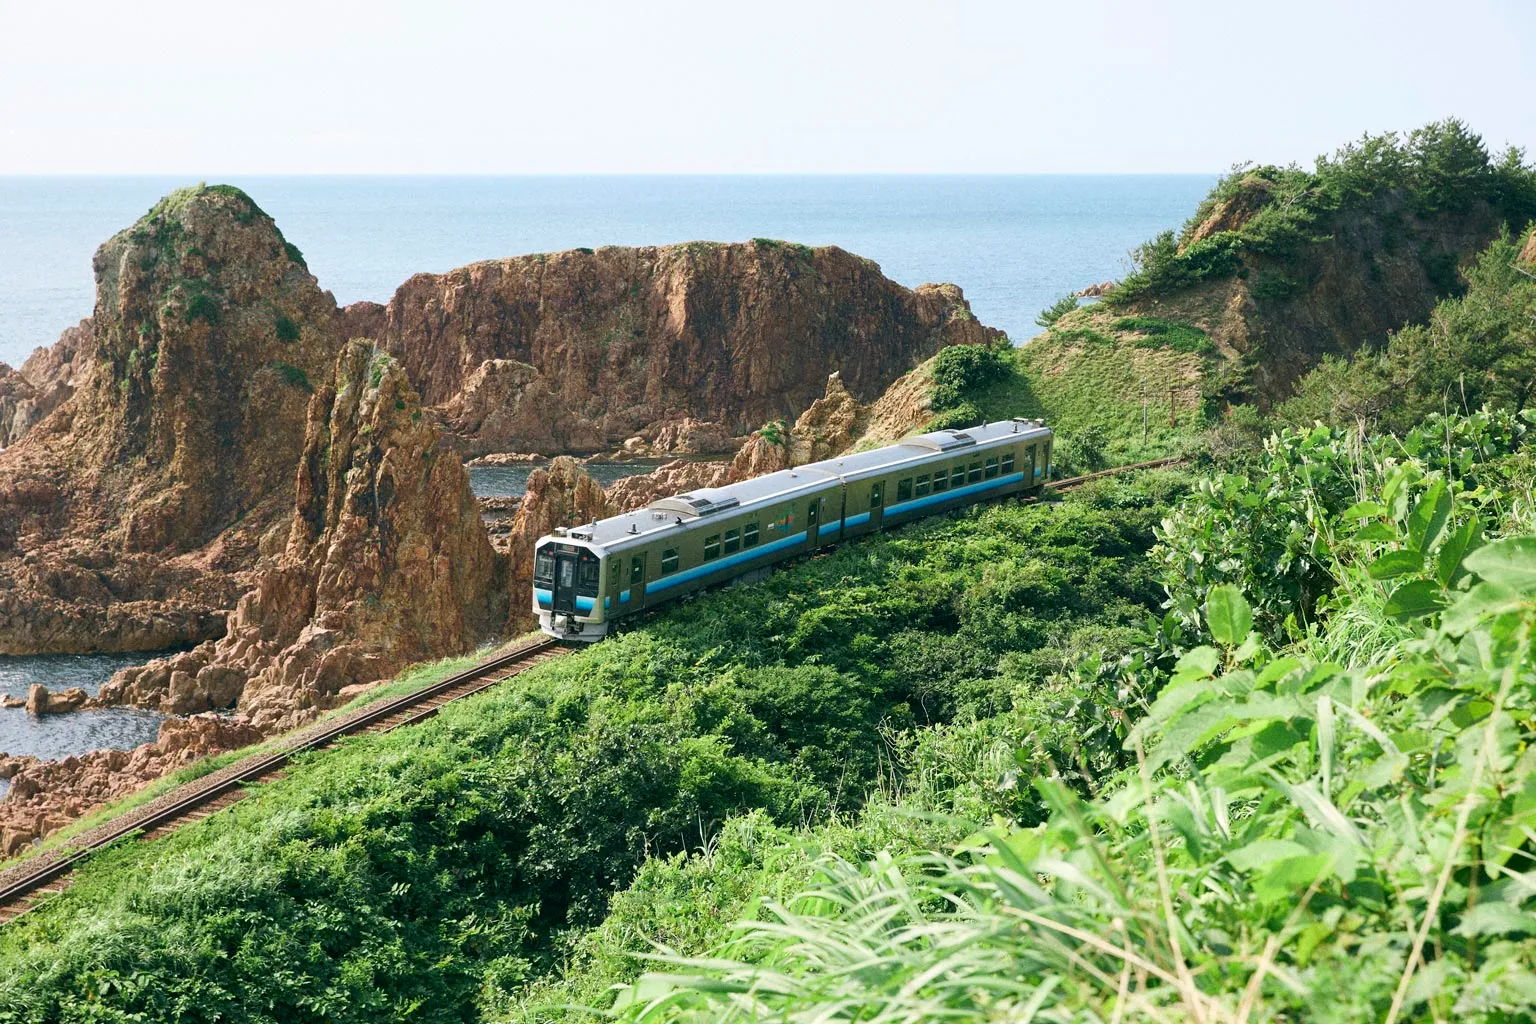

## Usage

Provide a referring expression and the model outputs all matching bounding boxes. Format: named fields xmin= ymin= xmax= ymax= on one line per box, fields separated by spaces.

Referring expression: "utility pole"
xmin=1141 ymin=378 xmax=1148 ymax=446
xmin=1170 ymin=387 xmax=1177 ymax=427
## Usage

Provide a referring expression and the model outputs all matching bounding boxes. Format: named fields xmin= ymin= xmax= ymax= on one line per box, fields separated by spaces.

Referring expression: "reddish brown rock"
xmin=605 ymin=459 xmax=732 ymax=514
xmin=0 ymin=186 xmax=347 ymax=655
xmin=0 ymin=714 xmax=266 ymax=852
xmin=98 ymin=341 xmax=505 ymax=733
xmin=23 ymin=685 xmax=87 ymax=715
xmin=369 ymin=240 xmax=999 ymax=456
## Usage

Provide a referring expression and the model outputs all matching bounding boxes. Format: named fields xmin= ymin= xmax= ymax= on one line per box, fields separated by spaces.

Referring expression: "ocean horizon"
xmin=0 ymin=174 xmax=1215 ymax=369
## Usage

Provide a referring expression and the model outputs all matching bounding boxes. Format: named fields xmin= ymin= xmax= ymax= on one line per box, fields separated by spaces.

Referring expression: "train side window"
xmin=1002 ymin=452 xmax=1015 ymax=475
xmin=985 ymin=457 xmax=999 ymax=479
xmin=630 ymin=555 xmax=645 ymax=586
xmin=724 ymin=528 xmax=741 ymax=554
xmin=897 ymin=478 xmax=913 ymax=502
xmin=951 ymin=465 xmax=965 ymax=489
xmin=580 ymin=557 xmax=601 ymax=592
xmin=870 ymin=482 xmax=883 ymax=507
xmin=915 ymin=474 xmax=930 ymax=496
xmin=931 ymin=468 xmax=949 ymax=493
xmin=704 ymin=534 xmax=721 ymax=559
xmin=661 ymin=548 xmax=679 ymax=574
xmin=743 ymin=522 xmax=759 ymax=548
xmin=968 ymin=462 xmax=982 ymax=483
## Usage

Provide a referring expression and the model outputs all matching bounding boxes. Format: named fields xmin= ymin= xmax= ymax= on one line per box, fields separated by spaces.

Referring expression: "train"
xmin=533 ymin=418 xmax=1054 ymax=641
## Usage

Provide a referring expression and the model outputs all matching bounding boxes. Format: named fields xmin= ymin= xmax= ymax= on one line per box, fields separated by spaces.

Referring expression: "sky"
xmin=1 ymin=0 xmax=1533 ymax=175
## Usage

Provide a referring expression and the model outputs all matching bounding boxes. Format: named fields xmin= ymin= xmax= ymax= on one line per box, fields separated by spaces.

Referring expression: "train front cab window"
xmin=897 ymin=478 xmax=913 ymax=502
xmin=704 ymin=534 xmax=721 ymax=559
xmin=534 ymin=548 xmax=555 ymax=587
xmin=661 ymin=548 xmax=679 ymax=574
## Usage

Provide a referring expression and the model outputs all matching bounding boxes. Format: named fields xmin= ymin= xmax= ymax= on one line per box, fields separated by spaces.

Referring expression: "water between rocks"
xmin=467 ymin=461 xmax=663 ymax=502
xmin=0 ymin=463 xmax=674 ymax=773
xmin=0 ymin=652 xmax=170 ymax=784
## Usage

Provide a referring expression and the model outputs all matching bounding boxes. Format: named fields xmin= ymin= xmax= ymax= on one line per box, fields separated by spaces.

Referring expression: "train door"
xmin=628 ymin=552 xmax=647 ymax=609
xmin=869 ymin=481 xmax=884 ymax=529
xmin=1026 ymin=446 xmax=1038 ymax=489
xmin=806 ymin=500 xmax=820 ymax=549
xmin=552 ymin=550 xmax=580 ymax=615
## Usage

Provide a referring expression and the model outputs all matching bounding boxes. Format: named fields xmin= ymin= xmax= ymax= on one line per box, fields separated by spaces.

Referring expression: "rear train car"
xmin=534 ymin=419 xmax=1052 ymax=640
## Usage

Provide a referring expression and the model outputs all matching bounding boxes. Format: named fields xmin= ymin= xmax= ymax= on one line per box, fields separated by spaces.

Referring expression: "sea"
xmin=0 ymin=174 xmax=1214 ymax=760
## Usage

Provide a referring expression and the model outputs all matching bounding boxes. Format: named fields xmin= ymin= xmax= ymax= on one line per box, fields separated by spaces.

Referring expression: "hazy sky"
xmin=2 ymin=0 xmax=1532 ymax=174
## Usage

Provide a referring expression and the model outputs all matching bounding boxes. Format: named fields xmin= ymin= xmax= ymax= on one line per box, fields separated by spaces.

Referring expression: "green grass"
xmin=0 ymin=487 xmax=1181 ymax=1022
xmin=0 ymin=642 xmax=533 ymax=874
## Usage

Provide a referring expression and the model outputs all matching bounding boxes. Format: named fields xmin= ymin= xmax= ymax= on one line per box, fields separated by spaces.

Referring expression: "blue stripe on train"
xmin=534 ymin=587 xmax=596 ymax=615
xmin=645 ymin=531 xmax=808 ymax=595
xmin=886 ymin=472 xmax=1026 ymax=518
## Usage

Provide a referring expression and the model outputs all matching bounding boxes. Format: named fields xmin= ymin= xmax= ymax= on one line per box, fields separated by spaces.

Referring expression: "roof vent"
xmin=649 ymin=493 xmax=742 ymax=518
xmin=907 ymin=429 xmax=977 ymax=453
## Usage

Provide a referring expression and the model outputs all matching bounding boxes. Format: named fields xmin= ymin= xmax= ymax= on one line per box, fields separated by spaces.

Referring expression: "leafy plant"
xmin=1036 ymin=292 xmax=1080 ymax=328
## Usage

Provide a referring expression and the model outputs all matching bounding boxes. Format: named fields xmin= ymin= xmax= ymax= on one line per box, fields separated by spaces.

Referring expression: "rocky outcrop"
xmin=367 ymin=241 xmax=999 ymax=456
xmin=1520 ymin=229 xmax=1536 ymax=266
xmin=605 ymin=459 xmax=732 ymax=513
xmin=0 ymin=714 xmax=266 ymax=854
xmin=0 ymin=320 xmax=87 ymax=449
xmin=98 ymin=342 xmax=504 ymax=732
xmin=24 ymin=685 xmax=88 ymax=715
xmin=0 ymin=186 xmax=349 ymax=654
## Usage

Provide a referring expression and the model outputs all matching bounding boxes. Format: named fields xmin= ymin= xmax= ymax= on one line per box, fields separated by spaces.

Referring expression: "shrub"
xmin=929 ymin=344 xmax=1013 ymax=412
xmin=1035 ymin=292 xmax=1080 ymax=328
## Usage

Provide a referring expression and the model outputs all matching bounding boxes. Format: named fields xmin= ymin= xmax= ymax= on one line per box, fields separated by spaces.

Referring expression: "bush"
xmin=1035 ymin=292 xmax=1080 ymax=328
xmin=929 ymin=344 xmax=1013 ymax=412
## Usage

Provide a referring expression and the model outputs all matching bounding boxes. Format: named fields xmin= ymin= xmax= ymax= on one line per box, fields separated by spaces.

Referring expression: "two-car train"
xmin=533 ymin=418 xmax=1053 ymax=640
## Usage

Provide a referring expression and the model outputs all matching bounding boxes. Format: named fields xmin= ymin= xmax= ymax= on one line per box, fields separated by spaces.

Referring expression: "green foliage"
xmin=1111 ymin=229 xmax=1245 ymax=304
xmin=601 ymin=407 xmax=1536 ymax=1022
xmin=269 ymin=361 xmax=312 ymax=391
xmin=0 ymin=485 xmax=1180 ymax=1022
xmin=1282 ymin=230 xmax=1536 ymax=432
xmin=1113 ymin=315 xmax=1215 ymax=355
xmin=283 ymin=240 xmax=307 ymax=266
xmin=1110 ymin=119 xmax=1536 ymax=306
xmin=1054 ymin=423 xmax=1109 ymax=476
xmin=1035 ymin=292 xmax=1080 ymax=328
xmin=929 ymin=344 xmax=1014 ymax=413
xmin=274 ymin=313 xmax=301 ymax=342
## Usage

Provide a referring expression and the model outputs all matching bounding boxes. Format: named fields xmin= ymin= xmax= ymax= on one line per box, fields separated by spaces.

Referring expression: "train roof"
xmin=548 ymin=419 xmax=1051 ymax=553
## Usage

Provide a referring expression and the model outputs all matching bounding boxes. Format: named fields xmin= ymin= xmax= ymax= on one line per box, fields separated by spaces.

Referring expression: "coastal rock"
xmin=0 ymin=186 xmax=346 ymax=655
xmin=1521 ymin=229 xmax=1536 ymax=266
xmin=24 ymin=685 xmax=88 ymax=715
xmin=605 ymin=459 xmax=732 ymax=513
xmin=645 ymin=417 xmax=737 ymax=455
xmin=0 ymin=714 xmax=265 ymax=852
xmin=367 ymin=241 xmax=999 ymax=456
xmin=0 ymin=319 xmax=87 ymax=449
xmin=98 ymin=342 xmax=504 ymax=733
xmin=1078 ymin=281 xmax=1116 ymax=298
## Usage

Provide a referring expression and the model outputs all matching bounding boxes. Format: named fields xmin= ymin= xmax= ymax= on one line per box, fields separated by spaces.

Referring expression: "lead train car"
xmin=533 ymin=419 xmax=1053 ymax=640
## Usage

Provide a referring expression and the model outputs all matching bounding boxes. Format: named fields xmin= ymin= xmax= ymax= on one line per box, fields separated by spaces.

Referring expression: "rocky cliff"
xmin=0 ymin=186 xmax=350 ymax=654
xmin=99 ymin=342 xmax=504 ymax=732
xmin=359 ymin=241 xmax=999 ymax=456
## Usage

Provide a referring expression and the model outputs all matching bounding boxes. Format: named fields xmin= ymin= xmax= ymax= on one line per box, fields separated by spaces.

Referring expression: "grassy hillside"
xmin=523 ymin=408 xmax=1536 ymax=1023
xmin=0 ymin=480 xmax=1184 ymax=1022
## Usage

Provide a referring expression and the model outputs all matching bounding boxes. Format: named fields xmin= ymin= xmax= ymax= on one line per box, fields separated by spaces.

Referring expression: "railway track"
xmin=1047 ymin=455 xmax=1187 ymax=492
xmin=0 ymin=454 xmax=1184 ymax=928
xmin=0 ymin=635 xmax=568 ymax=927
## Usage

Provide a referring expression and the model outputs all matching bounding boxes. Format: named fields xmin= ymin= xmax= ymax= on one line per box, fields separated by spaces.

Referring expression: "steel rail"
xmin=0 ymin=636 xmax=565 ymax=922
